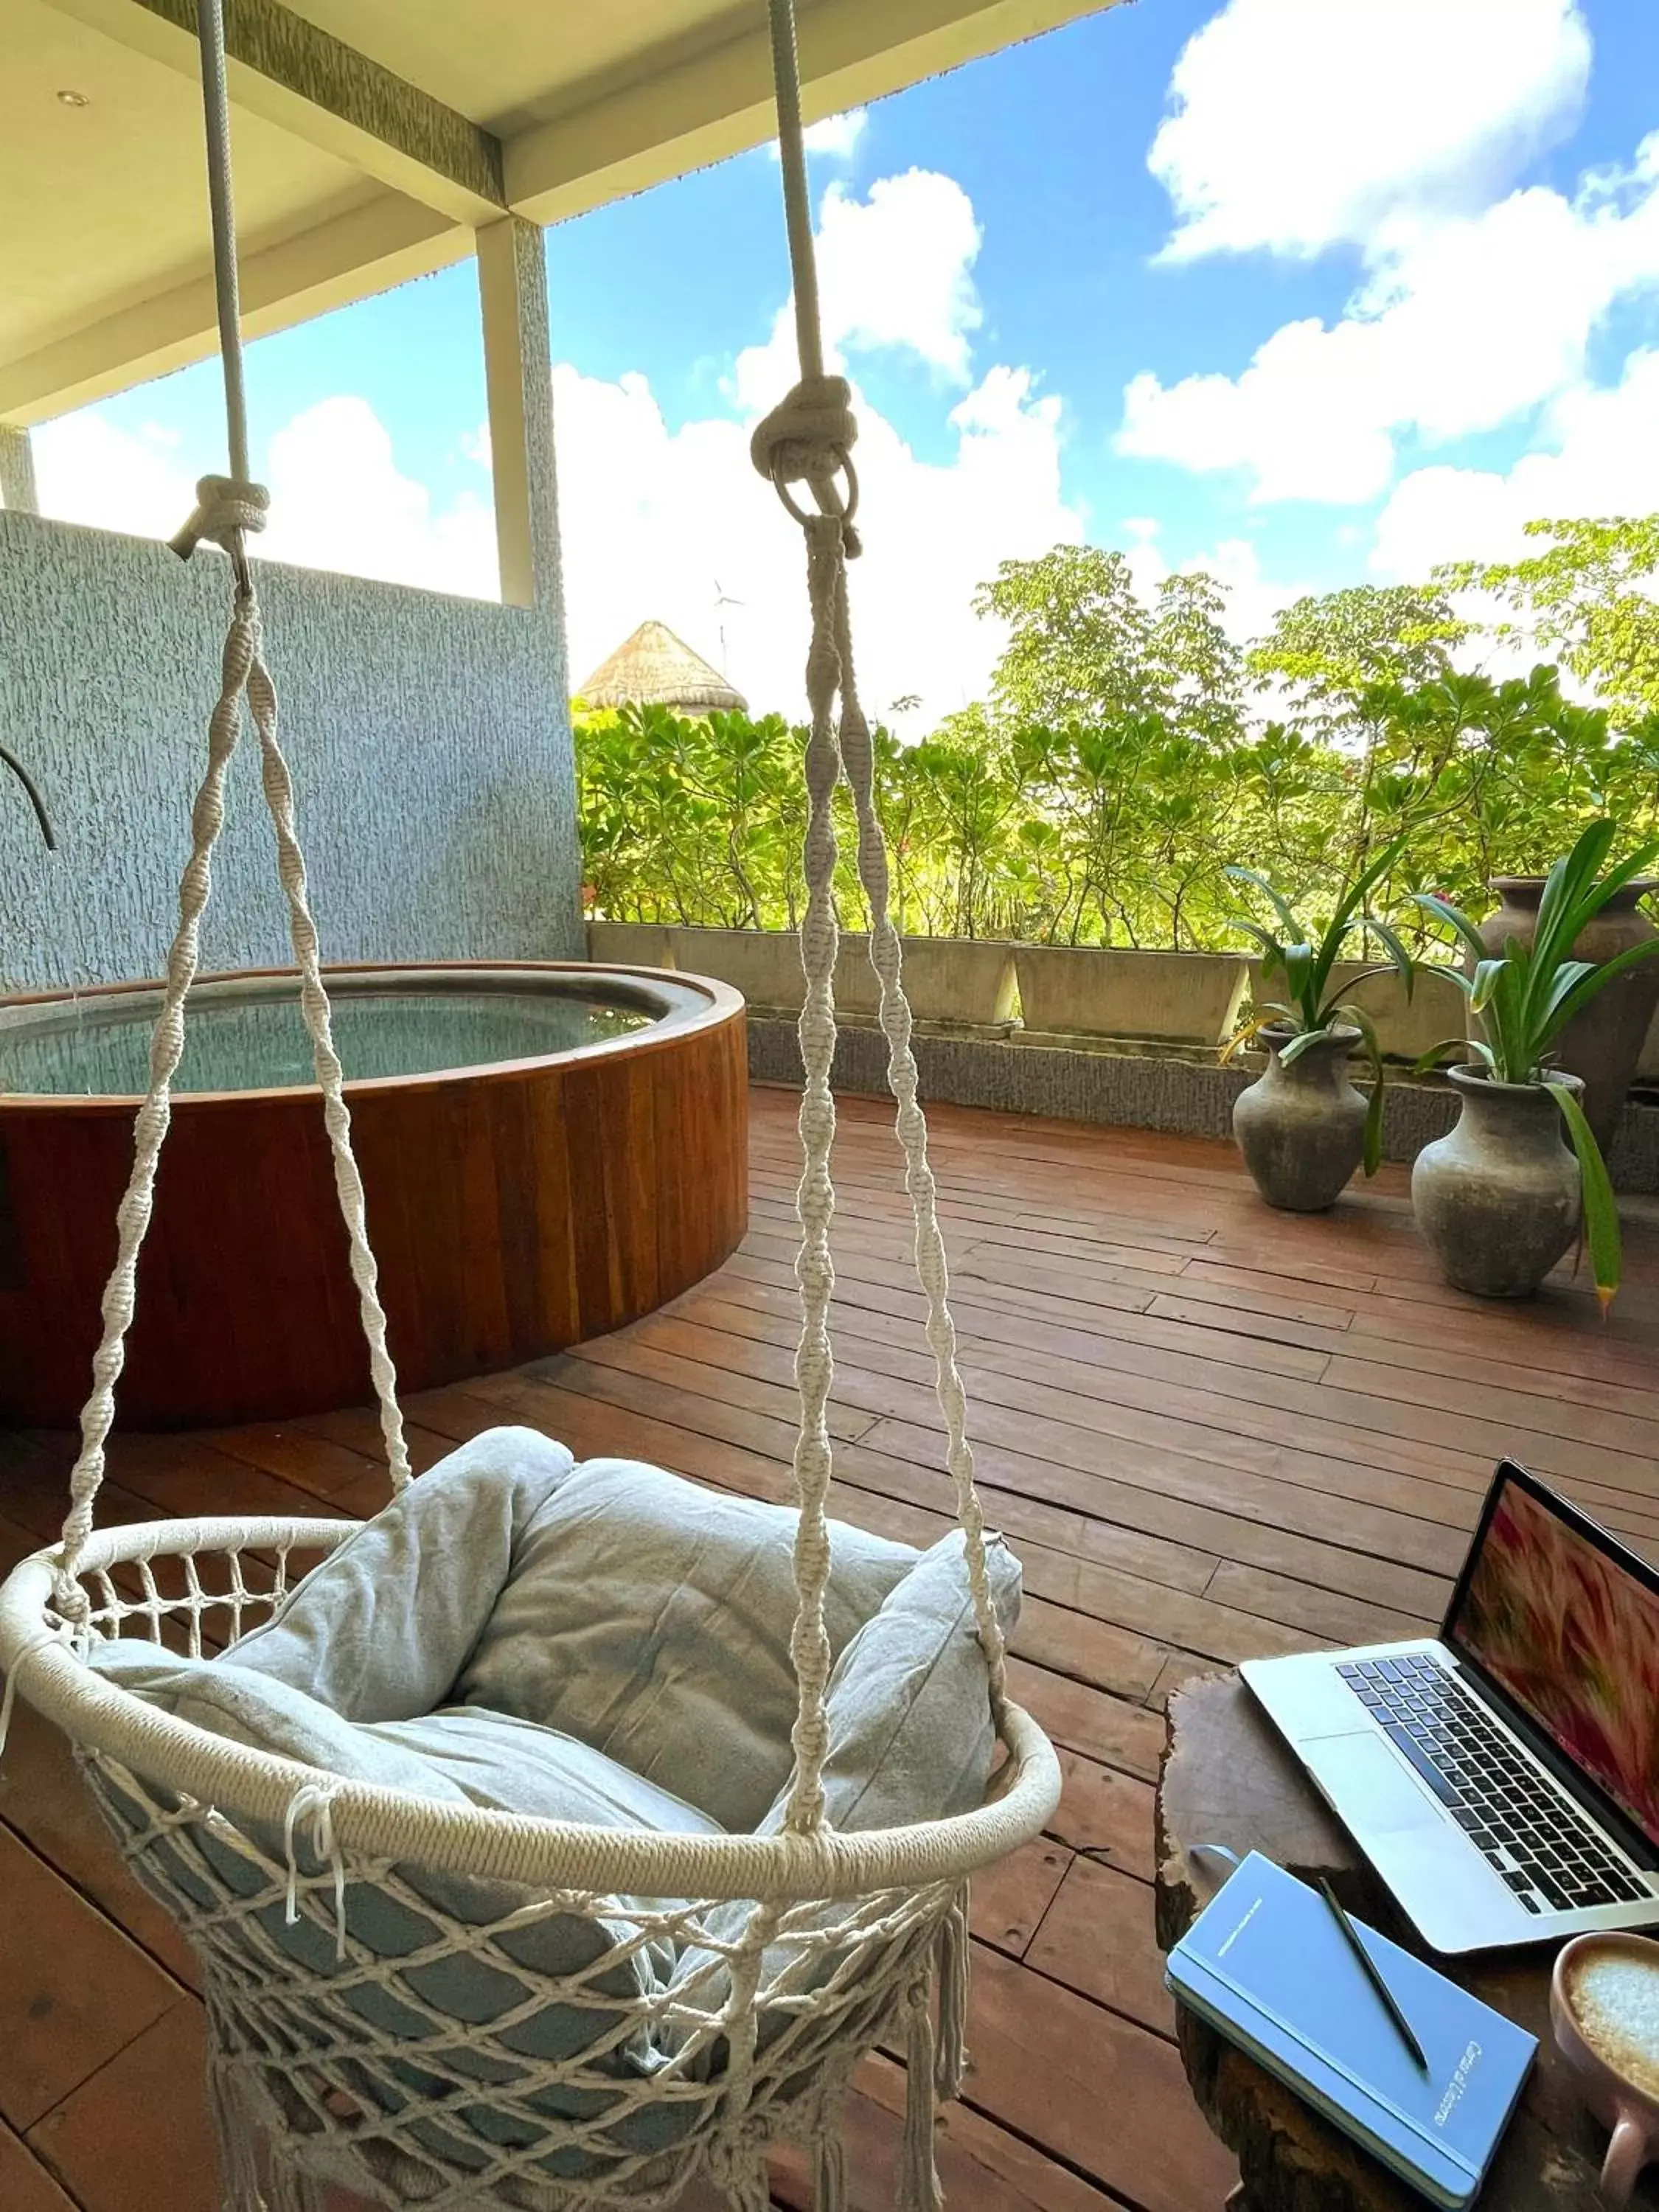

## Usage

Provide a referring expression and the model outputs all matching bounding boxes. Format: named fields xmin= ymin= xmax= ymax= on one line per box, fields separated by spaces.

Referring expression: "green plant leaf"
xmin=1310 ymin=833 xmax=1411 ymax=1004
xmin=1330 ymin=831 xmax=1411 ymax=937
xmin=1354 ymin=915 xmax=1416 ymax=999
xmin=1547 ymin=1075 xmax=1621 ymax=1310
xmin=1231 ymin=918 xmax=1287 ymax=965
xmin=1468 ymin=958 xmax=1509 ymax=1016
xmin=1276 ymin=1023 xmax=1332 ymax=1065
xmin=1413 ymin=1036 xmax=1479 ymax=1074
xmin=1411 ymin=891 xmax=1488 ymax=966
xmin=1279 ymin=942 xmax=1319 ymax=1026
xmin=1225 ymin=865 xmax=1304 ymax=943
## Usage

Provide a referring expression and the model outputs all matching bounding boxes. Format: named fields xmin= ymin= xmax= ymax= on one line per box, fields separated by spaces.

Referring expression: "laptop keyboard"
xmin=1337 ymin=1653 xmax=1650 ymax=1915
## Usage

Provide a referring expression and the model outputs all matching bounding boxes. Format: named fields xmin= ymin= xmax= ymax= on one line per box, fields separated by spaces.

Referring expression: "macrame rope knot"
xmin=751 ymin=375 xmax=862 ymax=556
xmin=169 ymin=473 xmax=271 ymax=561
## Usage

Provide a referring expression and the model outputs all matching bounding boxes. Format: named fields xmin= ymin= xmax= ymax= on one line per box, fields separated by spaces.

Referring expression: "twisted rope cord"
xmin=762 ymin=0 xmax=1006 ymax=1834
xmin=827 ymin=566 xmax=1007 ymax=1707
xmin=780 ymin=517 xmax=850 ymax=1836
xmin=244 ymin=640 xmax=409 ymax=1492
xmin=56 ymin=0 xmax=407 ymax=1592
xmin=56 ymin=605 xmax=248 ymax=1605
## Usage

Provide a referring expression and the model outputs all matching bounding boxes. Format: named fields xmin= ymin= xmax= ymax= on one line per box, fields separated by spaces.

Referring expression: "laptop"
xmin=1242 ymin=1461 xmax=1659 ymax=1954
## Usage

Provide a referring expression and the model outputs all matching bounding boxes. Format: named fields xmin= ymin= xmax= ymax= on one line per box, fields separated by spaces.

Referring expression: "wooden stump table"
xmin=1154 ymin=1673 xmax=1658 ymax=2212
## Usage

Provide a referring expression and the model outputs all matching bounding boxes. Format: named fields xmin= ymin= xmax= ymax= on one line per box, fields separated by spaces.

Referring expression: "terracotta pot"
xmin=1551 ymin=1931 xmax=1659 ymax=2205
xmin=1411 ymin=1065 xmax=1581 ymax=1298
xmin=1232 ymin=1025 xmax=1368 ymax=1212
xmin=1478 ymin=875 xmax=1659 ymax=1147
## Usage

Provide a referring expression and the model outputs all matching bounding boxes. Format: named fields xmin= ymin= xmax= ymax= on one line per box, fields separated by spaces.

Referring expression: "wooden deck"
xmin=4 ymin=1082 xmax=1659 ymax=2212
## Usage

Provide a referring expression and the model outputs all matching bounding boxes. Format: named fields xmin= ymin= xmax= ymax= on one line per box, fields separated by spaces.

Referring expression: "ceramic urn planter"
xmin=1412 ymin=1065 xmax=1582 ymax=1298
xmin=1478 ymin=875 xmax=1659 ymax=1147
xmin=1232 ymin=1024 xmax=1368 ymax=1212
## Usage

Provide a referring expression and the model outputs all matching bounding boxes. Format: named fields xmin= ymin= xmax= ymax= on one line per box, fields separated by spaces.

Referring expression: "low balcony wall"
xmin=584 ymin=922 xmax=1659 ymax=1190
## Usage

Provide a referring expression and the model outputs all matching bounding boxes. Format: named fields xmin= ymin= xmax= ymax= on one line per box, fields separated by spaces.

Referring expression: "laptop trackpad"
xmin=1300 ymin=1731 xmax=1445 ymax=1837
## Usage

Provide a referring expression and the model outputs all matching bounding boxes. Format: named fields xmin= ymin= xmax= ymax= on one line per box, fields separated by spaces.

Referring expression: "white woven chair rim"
xmin=0 ymin=1520 xmax=1062 ymax=1902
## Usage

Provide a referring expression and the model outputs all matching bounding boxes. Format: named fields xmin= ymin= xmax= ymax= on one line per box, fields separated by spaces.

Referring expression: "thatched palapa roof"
xmin=577 ymin=621 xmax=748 ymax=714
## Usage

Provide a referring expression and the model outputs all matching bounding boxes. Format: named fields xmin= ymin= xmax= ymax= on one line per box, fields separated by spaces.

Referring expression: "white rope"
xmin=54 ymin=0 xmax=407 ymax=1596
xmin=759 ymin=0 xmax=1008 ymax=1828
xmin=282 ymin=1781 xmax=347 ymax=1963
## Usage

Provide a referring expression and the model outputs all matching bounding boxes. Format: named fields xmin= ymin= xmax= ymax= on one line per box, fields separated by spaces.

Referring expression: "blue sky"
xmin=37 ymin=0 xmax=1659 ymax=725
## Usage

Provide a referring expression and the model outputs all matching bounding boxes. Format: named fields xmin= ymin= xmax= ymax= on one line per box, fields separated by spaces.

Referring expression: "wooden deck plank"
xmin=1026 ymin=1854 xmax=1178 ymax=2037
xmin=3 ymin=1087 xmax=1656 ymax=2212
xmin=0 ymin=1826 xmax=182 ymax=2133
xmin=25 ymin=2002 xmax=220 ymax=2212
xmin=0 ymin=2113 xmax=79 ymax=2212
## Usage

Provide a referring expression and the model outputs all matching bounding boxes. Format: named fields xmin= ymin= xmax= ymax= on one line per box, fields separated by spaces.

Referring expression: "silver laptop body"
xmin=1242 ymin=1464 xmax=1659 ymax=1955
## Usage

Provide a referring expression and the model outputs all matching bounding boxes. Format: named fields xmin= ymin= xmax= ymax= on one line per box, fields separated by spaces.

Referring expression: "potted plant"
xmin=1410 ymin=819 xmax=1659 ymax=1304
xmin=1475 ymin=870 xmax=1659 ymax=1148
xmin=1225 ymin=835 xmax=1413 ymax=1211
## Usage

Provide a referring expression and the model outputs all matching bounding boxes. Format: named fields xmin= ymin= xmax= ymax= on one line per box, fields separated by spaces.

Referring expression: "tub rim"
xmin=0 ymin=959 xmax=746 ymax=1111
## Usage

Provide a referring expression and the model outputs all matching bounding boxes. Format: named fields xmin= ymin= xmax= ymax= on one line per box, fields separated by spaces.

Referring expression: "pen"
xmin=1318 ymin=1876 xmax=1430 ymax=2073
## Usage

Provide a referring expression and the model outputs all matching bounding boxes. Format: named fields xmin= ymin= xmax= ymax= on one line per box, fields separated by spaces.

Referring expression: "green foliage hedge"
xmin=577 ymin=520 xmax=1659 ymax=951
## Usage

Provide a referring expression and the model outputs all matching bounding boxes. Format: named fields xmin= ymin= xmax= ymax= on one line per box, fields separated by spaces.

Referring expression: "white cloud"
xmin=735 ymin=169 xmax=984 ymax=404
xmin=1151 ymin=0 xmax=1589 ymax=262
xmin=260 ymin=398 xmax=497 ymax=596
xmin=33 ymin=166 xmax=1077 ymax=733
xmin=34 ymin=395 xmax=499 ymax=598
xmin=1370 ymin=348 xmax=1659 ymax=580
xmin=32 ymin=414 xmax=194 ymax=539
xmin=1121 ymin=521 xmax=1307 ymax=649
xmin=554 ymin=357 xmax=1079 ymax=729
xmin=549 ymin=167 xmax=1070 ymax=729
xmin=1119 ymin=134 xmax=1659 ymax=503
xmin=767 ymin=108 xmax=869 ymax=160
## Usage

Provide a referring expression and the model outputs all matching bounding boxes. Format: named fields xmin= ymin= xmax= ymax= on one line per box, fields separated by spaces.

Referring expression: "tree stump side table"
xmin=1154 ymin=1673 xmax=1656 ymax=2212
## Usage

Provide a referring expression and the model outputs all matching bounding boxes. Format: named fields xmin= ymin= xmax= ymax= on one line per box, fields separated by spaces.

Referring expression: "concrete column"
xmin=0 ymin=425 xmax=39 ymax=515
xmin=475 ymin=215 xmax=560 ymax=614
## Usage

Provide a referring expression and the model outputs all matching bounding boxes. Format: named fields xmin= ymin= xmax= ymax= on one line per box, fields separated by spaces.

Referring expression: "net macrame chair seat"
xmin=0 ymin=1517 xmax=1057 ymax=2212
xmin=0 ymin=1 xmax=1061 ymax=2207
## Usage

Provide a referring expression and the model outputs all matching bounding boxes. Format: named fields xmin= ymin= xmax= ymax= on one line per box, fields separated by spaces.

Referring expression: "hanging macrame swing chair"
xmin=0 ymin=1 xmax=1061 ymax=2206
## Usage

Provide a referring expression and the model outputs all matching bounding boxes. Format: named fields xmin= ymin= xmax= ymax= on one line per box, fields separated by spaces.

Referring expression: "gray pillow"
xmin=455 ymin=1458 xmax=918 ymax=1829
xmin=226 ymin=1425 xmax=575 ymax=1721
xmin=672 ymin=1528 xmax=1022 ymax=2029
xmin=778 ymin=1526 xmax=1021 ymax=1834
xmin=87 ymin=1655 xmax=719 ymax=2184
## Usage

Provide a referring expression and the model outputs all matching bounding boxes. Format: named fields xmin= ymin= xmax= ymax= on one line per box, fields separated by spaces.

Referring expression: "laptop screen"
xmin=1445 ymin=1466 xmax=1659 ymax=1848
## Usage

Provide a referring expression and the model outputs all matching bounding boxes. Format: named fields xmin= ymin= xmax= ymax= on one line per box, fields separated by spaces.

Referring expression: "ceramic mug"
xmin=1551 ymin=1930 xmax=1659 ymax=2205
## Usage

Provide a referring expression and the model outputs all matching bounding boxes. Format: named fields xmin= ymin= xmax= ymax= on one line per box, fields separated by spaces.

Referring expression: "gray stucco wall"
xmin=0 ymin=509 xmax=582 ymax=990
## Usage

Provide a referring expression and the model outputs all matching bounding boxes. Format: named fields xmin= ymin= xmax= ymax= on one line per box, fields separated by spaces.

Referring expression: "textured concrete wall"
xmin=0 ymin=510 xmax=582 ymax=990
xmin=747 ymin=1017 xmax=1659 ymax=1193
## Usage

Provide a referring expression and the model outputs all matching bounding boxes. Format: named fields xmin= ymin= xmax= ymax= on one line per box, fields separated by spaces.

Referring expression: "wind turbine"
xmin=712 ymin=575 xmax=745 ymax=676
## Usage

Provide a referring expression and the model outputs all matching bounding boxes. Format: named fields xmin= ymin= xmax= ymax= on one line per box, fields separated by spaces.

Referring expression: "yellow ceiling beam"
xmin=507 ymin=0 xmax=1122 ymax=222
xmin=0 ymin=192 xmax=464 ymax=422
xmin=41 ymin=0 xmax=506 ymax=223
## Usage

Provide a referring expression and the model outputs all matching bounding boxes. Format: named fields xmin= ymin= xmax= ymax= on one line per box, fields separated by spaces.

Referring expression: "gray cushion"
xmin=781 ymin=1526 xmax=1020 ymax=1834
xmin=672 ymin=1527 xmax=1021 ymax=2026
xmin=454 ymin=1456 xmax=918 ymax=1830
xmin=91 ymin=1431 xmax=1021 ymax=2181
xmin=226 ymin=1425 xmax=576 ymax=1722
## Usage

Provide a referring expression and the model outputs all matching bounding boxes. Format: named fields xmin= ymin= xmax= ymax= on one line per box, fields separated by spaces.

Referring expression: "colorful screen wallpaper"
xmin=1452 ymin=1479 xmax=1659 ymax=1844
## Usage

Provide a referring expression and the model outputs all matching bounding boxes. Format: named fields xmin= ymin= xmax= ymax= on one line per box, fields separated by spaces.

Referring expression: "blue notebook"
xmin=1165 ymin=1853 xmax=1535 ymax=2208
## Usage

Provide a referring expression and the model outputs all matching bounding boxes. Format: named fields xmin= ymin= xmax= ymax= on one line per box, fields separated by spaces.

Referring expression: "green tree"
xmin=1436 ymin=516 xmax=1659 ymax=730
xmin=974 ymin=546 xmax=1246 ymax=748
xmin=975 ymin=546 xmax=1158 ymax=728
xmin=1149 ymin=570 xmax=1246 ymax=748
xmin=1246 ymin=585 xmax=1470 ymax=734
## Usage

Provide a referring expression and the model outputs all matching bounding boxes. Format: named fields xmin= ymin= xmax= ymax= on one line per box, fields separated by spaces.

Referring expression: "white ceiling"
xmin=1 ymin=0 xmax=1115 ymax=423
